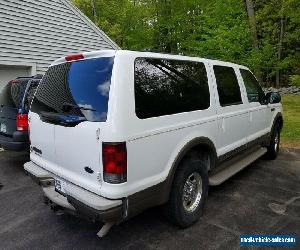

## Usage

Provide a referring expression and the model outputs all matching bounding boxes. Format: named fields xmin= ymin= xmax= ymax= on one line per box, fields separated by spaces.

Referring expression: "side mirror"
xmin=266 ymin=92 xmax=281 ymax=104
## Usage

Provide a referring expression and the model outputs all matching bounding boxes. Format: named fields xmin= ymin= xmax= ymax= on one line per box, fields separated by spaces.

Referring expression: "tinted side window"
xmin=135 ymin=58 xmax=210 ymax=119
xmin=213 ymin=66 xmax=242 ymax=106
xmin=240 ymin=69 xmax=266 ymax=104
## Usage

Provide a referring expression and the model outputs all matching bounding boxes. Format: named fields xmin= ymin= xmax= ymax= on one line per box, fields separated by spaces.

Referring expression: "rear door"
xmin=30 ymin=56 xmax=115 ymax=194
xmin=0 ymin=81 xmax=23 ymax=137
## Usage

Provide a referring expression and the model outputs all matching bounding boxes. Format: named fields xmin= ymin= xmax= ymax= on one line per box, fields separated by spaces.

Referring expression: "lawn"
xmin=281 ymin=95 xmax=300 ymax=149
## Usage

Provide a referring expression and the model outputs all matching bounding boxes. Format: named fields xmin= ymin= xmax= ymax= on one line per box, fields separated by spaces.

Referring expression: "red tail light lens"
xmin=11 ymin=80 xmax=19 ymax=85
xmin=102 ymin=142 xmax=127 ymax=183
xmin=65 ymin=53 xmax=84 ymax=61
xmin=16 ymin=113 xmax=29 ymax=131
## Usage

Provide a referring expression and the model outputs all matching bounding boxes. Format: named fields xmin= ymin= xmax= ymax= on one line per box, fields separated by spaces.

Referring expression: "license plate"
xmin=0 ymin=123 xmax=6 ymax=133
xmin=55 ymin=178 xmax=67 ymax=195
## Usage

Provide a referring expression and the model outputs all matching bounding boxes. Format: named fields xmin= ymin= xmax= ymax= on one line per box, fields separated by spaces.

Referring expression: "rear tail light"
xmin=11 ymin=80 xmax=19 ymax=85
xmin=65 ymin=53 xmax=84 ymax=61
xmin=102 ymin=142 xmax=127 ymax=184
xmin=16 ymin=113 xmax=28 ymax=131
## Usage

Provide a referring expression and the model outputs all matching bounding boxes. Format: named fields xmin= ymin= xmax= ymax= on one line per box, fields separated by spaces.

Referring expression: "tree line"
xmin=73 ymin=0 xmax=300 ymax=87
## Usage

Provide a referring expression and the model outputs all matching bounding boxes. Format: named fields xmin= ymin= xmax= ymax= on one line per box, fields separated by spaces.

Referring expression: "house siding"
xmin=0 ymin=0 xmax=118 ymax=74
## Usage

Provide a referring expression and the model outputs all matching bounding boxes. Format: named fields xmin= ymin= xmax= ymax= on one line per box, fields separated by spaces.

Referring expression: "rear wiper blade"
xmin=62 ymin=102 xmax=96 ymax=112
xmin=40 ymin=112 xmax=87 ymax=126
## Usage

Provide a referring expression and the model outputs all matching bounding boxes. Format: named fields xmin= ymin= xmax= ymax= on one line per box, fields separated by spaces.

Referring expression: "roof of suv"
xmin=51 ymin=50 xmax=248 ymax=70
xmin=9 ymin=74 xmax=43 ymax=83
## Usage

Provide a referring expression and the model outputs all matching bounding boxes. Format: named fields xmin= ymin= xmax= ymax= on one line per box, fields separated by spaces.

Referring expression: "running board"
xmin=209 ymin=147 xmax=267 ymax=186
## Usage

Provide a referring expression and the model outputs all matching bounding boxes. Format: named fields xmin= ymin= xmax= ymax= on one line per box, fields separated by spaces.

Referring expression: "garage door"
xmin=0 ymin=65 xmax=31 ymax=91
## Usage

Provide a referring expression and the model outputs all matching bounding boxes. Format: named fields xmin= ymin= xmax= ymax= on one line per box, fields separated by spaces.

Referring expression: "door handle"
xmin=271 ymin=108 xmax=275 ymax=112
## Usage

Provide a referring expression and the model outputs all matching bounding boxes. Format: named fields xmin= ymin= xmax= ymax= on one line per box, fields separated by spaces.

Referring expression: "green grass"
xmin=281 ymin=95 xmax=300 ymax=148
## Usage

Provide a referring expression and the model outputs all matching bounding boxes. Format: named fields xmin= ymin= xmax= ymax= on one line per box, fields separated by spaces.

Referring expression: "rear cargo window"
xmin=0 ymin=81 xmax=25 ymax=109
xmin=31 ymin=57 xmax=114 ymax=122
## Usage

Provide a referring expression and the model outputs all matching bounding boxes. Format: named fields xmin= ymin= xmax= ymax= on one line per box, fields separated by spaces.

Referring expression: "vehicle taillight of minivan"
xmin=16 ymin=113 xmax=28 ymax=131
xmin=11 ymin=80 xmax=19 ymax=85
xmin=102 ymin=142 xmax=127 ymax=184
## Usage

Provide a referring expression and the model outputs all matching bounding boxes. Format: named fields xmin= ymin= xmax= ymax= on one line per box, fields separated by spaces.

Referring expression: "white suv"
xmin=24 ymin=50 xmax=283 ymax=236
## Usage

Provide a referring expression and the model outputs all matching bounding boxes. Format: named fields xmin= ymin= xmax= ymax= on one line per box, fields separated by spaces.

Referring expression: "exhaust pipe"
xmin=47 ymin=199 xmax=65 ymax=215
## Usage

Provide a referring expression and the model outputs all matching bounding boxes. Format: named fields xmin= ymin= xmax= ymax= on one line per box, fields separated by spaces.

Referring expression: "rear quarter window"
xmin=134 ymin=58 xmax=210 ymax=119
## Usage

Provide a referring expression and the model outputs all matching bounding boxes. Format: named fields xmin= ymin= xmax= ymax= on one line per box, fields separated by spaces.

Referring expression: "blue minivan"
xmin=0 ymin=75 xmax=42 ymax=151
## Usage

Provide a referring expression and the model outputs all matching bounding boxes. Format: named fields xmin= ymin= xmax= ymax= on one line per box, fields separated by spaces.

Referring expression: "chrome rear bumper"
xmin=24 ymin=161 xmax=123 ymax=222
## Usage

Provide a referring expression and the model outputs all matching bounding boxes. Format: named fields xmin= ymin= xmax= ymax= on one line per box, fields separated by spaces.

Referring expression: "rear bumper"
xmin=24 ymin=161 xmax=124 ymax=223
xmin=0 ymin=131 xmax=29 ymax=151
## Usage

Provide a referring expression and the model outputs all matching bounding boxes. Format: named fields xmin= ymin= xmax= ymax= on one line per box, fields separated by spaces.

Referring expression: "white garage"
xmin=0 ymin=0 xmax=119 ymax=90
xmin=0 ymin=62 xmax=36 ymax=88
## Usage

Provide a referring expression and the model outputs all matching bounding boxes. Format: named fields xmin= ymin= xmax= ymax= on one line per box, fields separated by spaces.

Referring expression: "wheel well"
xmin=163 ymin=138 xmax=217 ymax=203
xmin=277 ymin=116 xmax=283 ymax=131
xmin=171 ymin=140 xmax=217 ymax=179
xmin=188 ymin=144 xmax=216 ymax=171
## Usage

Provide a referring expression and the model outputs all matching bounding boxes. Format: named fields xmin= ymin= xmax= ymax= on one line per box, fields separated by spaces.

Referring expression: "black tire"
xmin=166 ymin=150 xmax=209 ymax=228
xmin=266 ymin=122 xmax=281 ymax=160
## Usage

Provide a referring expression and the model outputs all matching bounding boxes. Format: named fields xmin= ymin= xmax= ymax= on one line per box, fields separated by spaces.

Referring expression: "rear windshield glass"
xmin=31 ymin=57 xmax=114 ymax=122
xmin=24 ymin=80 xmax=40 ymax=111
xmin=0 ymin=81 xmax=26 ymax=109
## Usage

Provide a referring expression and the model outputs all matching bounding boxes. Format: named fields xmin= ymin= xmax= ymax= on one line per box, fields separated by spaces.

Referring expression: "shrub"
xmin=290 ymin=75 xmax=300 ymax=86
